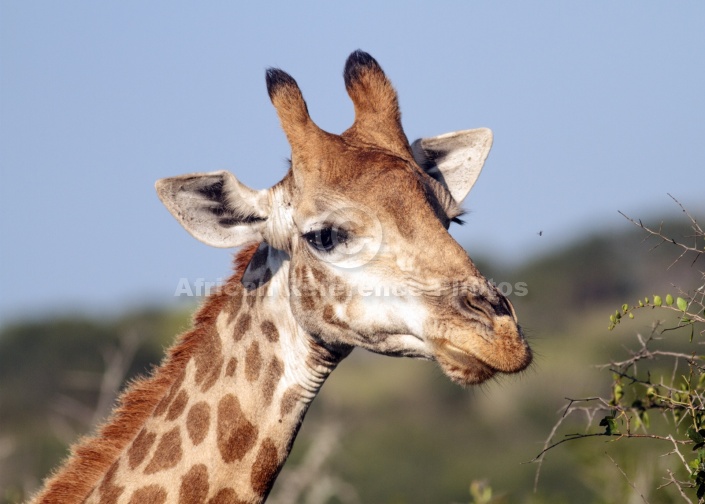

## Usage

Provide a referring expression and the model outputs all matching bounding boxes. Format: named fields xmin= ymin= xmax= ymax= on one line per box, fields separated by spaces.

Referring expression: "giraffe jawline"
xmin=432 ymin=340 xmax=498 ymax=386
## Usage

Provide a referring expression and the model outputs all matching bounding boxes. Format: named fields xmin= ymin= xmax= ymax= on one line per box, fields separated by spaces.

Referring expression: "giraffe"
xmin=30 ymin=50 xmax=532 ymax=504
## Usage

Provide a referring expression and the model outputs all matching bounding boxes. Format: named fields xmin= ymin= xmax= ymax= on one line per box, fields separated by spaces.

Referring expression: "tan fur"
xmin=343 ymin=55 xmax=409 ymax=158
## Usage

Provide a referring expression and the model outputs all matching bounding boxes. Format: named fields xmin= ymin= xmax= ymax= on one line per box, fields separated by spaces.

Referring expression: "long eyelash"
xmin=451 ymin=211 xmax=466 ymax=225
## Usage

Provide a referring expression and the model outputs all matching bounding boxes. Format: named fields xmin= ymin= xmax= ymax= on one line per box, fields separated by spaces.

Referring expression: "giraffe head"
xmin=156 ymin=51 xmax=531 ymax=386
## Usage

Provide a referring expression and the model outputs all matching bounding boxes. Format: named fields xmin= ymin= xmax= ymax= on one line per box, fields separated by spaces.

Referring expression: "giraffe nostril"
xmin=463 ymin=296 xmax=493 ymax=321
xmin=495 ymin=295 xmax=514 ymax=318
xmin=462 ymin=294 xmax=517 ymax=321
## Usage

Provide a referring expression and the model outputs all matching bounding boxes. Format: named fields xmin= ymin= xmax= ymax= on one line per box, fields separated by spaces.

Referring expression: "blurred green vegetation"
xmin=0 ymin=309 xmax=193 ymax=501
xmin=1 ymin=220 xmax=701 ymax=503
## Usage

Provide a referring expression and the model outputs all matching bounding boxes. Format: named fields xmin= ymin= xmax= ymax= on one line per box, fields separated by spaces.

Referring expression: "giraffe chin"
xmin=432 ymin=340 xmax=499 ymax=386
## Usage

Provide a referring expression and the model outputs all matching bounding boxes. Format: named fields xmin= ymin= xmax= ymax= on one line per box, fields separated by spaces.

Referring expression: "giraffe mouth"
xmin=431 ymin=340 xmax=500 ymax=386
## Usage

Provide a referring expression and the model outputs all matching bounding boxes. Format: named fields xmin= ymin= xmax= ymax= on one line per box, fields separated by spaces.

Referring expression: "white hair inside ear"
xmin=155 ymin=170 xmax=271 ymax=248
xmin=411 ymin=128 xmax=493 ymax=204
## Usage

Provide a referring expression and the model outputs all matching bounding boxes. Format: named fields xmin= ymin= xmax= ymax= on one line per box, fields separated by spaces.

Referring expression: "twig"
xmin=658 ymin=470 xmax=695 ymax=504
xmin=605 ymin=452 xmax=650 ymax=504
xmin=529 ymin=432 xmax=615 ymax=464
xmin=532 ymin=397 xmax=607 ymax=492
xmin=91 ymin=330 xmax=140 ymax=426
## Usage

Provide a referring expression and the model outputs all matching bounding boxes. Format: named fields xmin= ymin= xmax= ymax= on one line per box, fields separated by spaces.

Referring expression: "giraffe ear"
xmin=155 ymin=171 xmax=270 ymax=248
xmin=411 ymin=128 xmax=493 ymax=203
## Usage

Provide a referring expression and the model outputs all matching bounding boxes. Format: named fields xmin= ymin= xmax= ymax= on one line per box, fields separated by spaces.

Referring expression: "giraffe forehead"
xmin=292 ymin=163 xmax=437 ymax=230
xmin=294 ymin=135 xmax=411 ymax=179
xmin=291 ymin=141 xmax=419 ymax=198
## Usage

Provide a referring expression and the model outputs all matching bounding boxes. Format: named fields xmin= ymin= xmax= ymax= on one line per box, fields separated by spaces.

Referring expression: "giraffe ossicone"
xmin=31 ymin=50 xmax=531 ymax=504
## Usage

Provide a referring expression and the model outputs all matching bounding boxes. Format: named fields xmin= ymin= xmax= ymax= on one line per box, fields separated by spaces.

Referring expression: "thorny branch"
xmin=531 ymin=324 xmax=702 ymax=497
xmin=606 ymin=452 xmax=650 ymax=504
xmin=618 ymin=193 xmax=703 ymax=270
xmin=533 ymin=197 xmax=704 ymax=501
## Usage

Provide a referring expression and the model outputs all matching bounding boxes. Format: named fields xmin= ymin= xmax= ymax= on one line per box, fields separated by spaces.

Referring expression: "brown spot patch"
xmin=226 ymin=288 xmax=244 ymax=324
xmin=100 ymin=461 xmax=118 ymax=490
xmin=153 ymin=369 xmax=186 ymax=417
xmin=98 ymin=462 xmax=124 ymax=504
xmin=262 ymin=358 xmax=284 ymax=404
xmin=201 ymin=354 xmax=224 ymax=393
xmin=195 ymin=326 xmax=224 ymax=391
xmin=298 ymin=291 xmax=311 ymax=311
xmin=245 ymin=341 xmax=262 ymax=382
xmin=280 ymin=388 xmax=299 ymax=417
xmin=128 ymin=485 xmax=167 ymax=504
xmin=217 ymin=394 xmax=257 ymax=463
xmin=260 ymin=320 xmax=279 ymax=342
xmin=250 ymin=438 xmax=280 ymax=497
xmin=166 ymin=389 xmax=189 ymax=421
xmin=323 ymin=304 xmax=350 ymax=330
xmin=144 ymin=427 xmax=183 ymax=474
xmin=225 ymin=357 xmax=238 ymax=377
xmin=293 ymin=265 xmax=305 ymax=287
xmin=333 ymin=281 xmax=350 ymax=303
xmin=186 ymin=401 xmax=210 ymax=446
xmin=233 ymin=313 xmax=251 ymax=342
xmin=179 ymin=464 xmax=209 ymax=504
xmin=310 ymin=266 xmax=326 ymax=284
xmin=299 ymin=284 xmax=321 ymax=312
xmin=208 ymin=488 xmax=247 ymax=504
xmin=128 ymin=428 xmax=157 ymax=470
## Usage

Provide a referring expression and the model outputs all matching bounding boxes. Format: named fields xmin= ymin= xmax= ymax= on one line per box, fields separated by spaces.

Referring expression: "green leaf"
xmin=613 ymin=384 xmax=624 ymax=402
xmin=666 ymin=294 xmax=674 ymax=306
xmin=469 ymin=480 xmax=492 ymax=504
xmin=654 ymin=295 xmax=663 ymax=307
xmin=688 ymin=426 xmax=704 ymax=444
xmin=629 ymin=313 xmax=634 ymax=319
xmin=677 ymin=297 xmax=688 ymax=311
xmin=622 ymin=303 xmax=629 ymax=313
xmin=599 ymin=415 xmax=619 ymax=435
xmin=698 ymin=374 xmax=705 ymax=388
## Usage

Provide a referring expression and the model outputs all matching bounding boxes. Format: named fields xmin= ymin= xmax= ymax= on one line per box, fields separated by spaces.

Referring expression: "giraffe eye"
xmin=303 ymin=227 xmax=349 ymax=253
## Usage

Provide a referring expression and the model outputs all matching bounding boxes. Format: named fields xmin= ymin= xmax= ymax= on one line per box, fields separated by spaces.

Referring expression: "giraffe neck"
xmin=34 ymin=245 xmax=347 ymax=504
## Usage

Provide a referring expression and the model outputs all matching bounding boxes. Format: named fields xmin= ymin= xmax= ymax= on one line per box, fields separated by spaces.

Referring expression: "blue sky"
xmin=1 ymin=2 xmax=703 ymax=322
